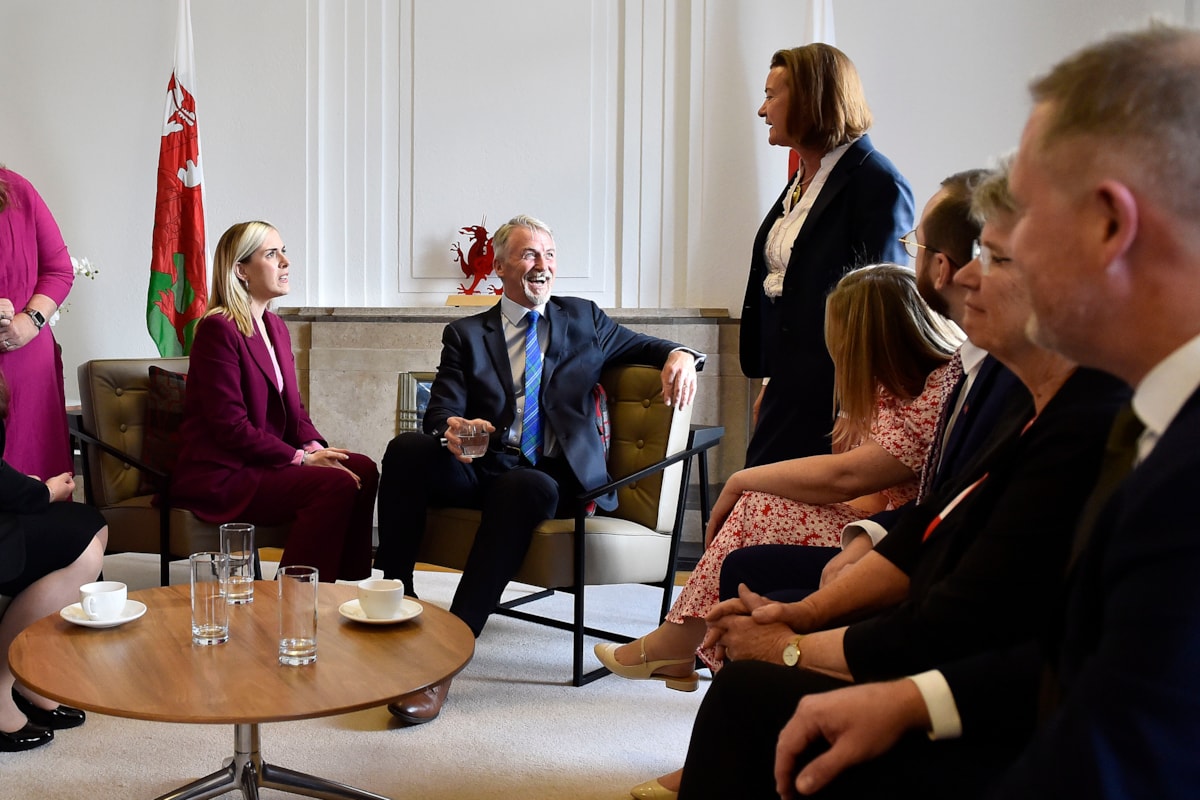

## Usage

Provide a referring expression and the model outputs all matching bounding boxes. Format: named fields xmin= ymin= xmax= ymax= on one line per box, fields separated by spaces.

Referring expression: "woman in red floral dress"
xmin=597 ymin=264 xmax=958 ymax=684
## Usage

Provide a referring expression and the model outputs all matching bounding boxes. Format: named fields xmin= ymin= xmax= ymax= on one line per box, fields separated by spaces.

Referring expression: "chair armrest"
xmin=71 ymin=427 xmax=168 ymax=485
xmin=574 ymin=428 xmax=723 ymax=504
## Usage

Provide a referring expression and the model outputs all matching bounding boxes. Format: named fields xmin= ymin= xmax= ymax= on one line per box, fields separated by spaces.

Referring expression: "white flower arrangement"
xmin=50 ymin=256 xmax=100 ymax=326
xmin=71 ymin=256 xmax=99 ymax=280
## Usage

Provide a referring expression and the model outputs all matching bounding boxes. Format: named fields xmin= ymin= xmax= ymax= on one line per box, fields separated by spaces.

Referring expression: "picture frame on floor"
xmin=398 ymin=371 xmax=436 ymax=433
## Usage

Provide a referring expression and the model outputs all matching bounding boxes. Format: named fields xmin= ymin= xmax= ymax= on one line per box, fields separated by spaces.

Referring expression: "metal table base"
xmin=157 ymin=723 xmax=391 ymax=800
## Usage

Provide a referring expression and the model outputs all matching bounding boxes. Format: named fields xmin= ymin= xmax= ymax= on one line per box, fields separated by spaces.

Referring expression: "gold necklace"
xmin=790 ymin=164 xmax=813 ymax=207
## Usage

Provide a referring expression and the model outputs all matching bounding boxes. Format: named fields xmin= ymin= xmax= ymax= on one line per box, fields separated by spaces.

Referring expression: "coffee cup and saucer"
xmin=60 ymin=581 xmax=148 ymax=629
xmin=339 ymin=578 xmax=422 ymax=625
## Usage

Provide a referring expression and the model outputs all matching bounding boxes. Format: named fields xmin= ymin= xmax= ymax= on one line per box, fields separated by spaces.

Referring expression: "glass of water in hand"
xmin=458 ymin=423 xmax=489 ymax=458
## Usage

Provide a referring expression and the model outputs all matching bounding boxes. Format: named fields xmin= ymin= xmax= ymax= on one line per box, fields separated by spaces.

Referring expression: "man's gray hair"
xmin=492 ymin=215 xmax=554 ymax=264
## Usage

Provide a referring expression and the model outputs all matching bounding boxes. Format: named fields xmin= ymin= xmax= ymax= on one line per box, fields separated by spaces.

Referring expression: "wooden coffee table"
xmin=9 ymin=581 xmax=474 ymax=800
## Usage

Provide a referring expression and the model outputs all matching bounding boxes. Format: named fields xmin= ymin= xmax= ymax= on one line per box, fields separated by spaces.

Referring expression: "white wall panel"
xmin=401 ymin=0 xmax=614 ymax=303
xmin=306 ymin=0 xmax=400 ymax=307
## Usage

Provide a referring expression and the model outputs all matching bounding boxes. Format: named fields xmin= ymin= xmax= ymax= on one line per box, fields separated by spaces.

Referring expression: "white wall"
xmin=0 ymin=0 xmax=1190 ymax=402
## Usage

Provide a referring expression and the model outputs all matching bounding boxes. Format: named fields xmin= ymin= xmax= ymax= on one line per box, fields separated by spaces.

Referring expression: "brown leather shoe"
xmin=387 ymin=678 xmax=451 ymax=726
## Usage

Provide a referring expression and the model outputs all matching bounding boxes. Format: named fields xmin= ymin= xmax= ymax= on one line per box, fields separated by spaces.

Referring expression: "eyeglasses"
xmin=970 ymin=239 xmax=1014 ymax=275
xmin=899 ymin=230 xmax=940 ymax=260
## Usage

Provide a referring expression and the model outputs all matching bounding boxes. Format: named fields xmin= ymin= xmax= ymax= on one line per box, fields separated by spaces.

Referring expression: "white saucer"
xmin=338 ymin=598 xmax=422 ymax=625
xmin=60 ymin=600 xmax=148 ymax=629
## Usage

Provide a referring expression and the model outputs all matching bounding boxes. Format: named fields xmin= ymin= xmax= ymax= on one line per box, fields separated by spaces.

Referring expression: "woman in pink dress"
xmin=0 ymin=168 xmax=74 ymax=480
xmin=596 ymin=264 xmax=958 ymax=686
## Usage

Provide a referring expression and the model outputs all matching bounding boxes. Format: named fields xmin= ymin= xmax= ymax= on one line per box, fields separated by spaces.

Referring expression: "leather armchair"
xmin=75 ymin=358 xmax=288 ymax=586
xmin=416 ymin=364 xmax=723 ymax=685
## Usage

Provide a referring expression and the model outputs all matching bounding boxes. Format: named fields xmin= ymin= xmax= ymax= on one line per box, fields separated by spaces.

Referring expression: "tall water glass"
xmin=278 ymin=565 xmax=318 ymax=665
xmin=219 ymin=523 xmax=256 ymax=604
xmin=190 ymin=552 xmax=230 ymax=645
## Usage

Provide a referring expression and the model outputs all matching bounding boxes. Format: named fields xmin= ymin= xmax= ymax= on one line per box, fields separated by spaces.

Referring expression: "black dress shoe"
xmin=0 ymin=722 xmax=54 ymax=752
xmin=11 ymin=689 xmax=86 ymax=730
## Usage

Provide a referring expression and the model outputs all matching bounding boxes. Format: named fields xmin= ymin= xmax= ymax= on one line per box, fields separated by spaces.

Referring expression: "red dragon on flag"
xmin=147 ymin=0 xmax=207 ymax=357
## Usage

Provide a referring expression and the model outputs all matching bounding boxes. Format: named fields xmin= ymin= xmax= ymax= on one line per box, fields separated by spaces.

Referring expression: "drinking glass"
xmin=190 ymin=552 xmax=230 ymax=645
xmin=458 ymin=423 xmax=489 ymax=458
xmin=278 ymin=565 xmax=319 ymax=665
xmin=219 ymin=522 xmax=256 ymax=604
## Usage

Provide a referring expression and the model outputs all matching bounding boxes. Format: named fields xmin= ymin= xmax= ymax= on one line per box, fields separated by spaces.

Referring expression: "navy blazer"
xmin=939 ymin=386 xmax=1200 ymax=798
xmin=739 ymin=135 xmax=913 ymax=465
xmin=423 ymin=296 xmax=690 ymax=511
xmin=869 ymin=354 xmax=1030 ymax=534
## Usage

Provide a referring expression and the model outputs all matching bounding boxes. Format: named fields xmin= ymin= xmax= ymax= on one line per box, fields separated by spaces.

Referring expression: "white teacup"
xmin=80 ymin=580 xmax=128 ymax=621
xmin=357 ymin=578 xmax=406 ymax=620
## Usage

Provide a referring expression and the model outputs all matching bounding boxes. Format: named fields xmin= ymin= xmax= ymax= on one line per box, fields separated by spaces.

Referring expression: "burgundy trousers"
xmin=238 ymin=452 xmax=378 ymax=581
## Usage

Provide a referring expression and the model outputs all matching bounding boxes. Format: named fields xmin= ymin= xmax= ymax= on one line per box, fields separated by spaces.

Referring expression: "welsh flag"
xmin=789 ymin=0 xmax=836 ymax=178
xmin=147 ymin=0 xmax=207 ymax=357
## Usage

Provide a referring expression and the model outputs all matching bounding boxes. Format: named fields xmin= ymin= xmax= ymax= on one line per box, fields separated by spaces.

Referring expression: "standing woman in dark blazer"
xmin=742 ymin=44 xmax=914 ymax=468
xmin=170 ymin=221 xmax=377 ymax=581
xmin=0 ymin=369 xmax=107 ymax=751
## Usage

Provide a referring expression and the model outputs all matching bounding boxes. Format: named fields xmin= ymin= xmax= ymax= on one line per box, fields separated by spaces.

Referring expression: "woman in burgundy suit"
xmin=170 ymin=221 xmax=377 ymax=581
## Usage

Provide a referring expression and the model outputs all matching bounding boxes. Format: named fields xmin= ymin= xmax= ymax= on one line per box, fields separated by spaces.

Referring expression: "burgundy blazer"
xmin=170 ymin=312 xmax=324 ymax=521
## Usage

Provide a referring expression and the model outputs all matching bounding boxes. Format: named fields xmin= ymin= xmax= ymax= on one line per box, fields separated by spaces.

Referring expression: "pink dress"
xmin=0 ymin=169 xmax=74 ymax=478
xmin=669 ymin=362 xmax=955 ymax=667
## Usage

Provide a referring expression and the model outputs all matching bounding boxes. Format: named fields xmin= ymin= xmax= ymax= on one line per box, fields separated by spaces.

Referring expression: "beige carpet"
xmin=1 ymin=555 xmax=708 ymax=799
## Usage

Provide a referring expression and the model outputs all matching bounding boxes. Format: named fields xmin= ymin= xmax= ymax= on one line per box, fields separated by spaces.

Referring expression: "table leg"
xmin=155 ymin=723 xmax=389 ymax=800
xmin=153 ymin=761 xmax=239 ymax=800
xmin=260 ymin=761 xmax=392 ymax=800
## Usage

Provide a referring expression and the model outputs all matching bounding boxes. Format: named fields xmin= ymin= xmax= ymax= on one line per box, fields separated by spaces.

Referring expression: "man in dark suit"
xmin=374 ymin=214 xmax=704 ymax=725
xmin=686 ymin=27 xmax=1200 ymax=800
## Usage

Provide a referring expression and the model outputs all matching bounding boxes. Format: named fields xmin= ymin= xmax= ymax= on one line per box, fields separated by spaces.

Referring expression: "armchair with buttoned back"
xmin=415 ymin=363 xmax=723 ymax=685
xmin=75 ymin=357 xmax=288 ymax=586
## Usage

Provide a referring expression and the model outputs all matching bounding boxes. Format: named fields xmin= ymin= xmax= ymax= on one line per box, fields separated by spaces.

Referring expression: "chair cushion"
xmin=421 ymin=507 xmax=672 ymax=588
xmin=138 ymin=367 xmax=188 ymax=494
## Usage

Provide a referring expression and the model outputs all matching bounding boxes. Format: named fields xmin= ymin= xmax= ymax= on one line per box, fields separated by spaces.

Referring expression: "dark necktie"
xmin=918 ymin=352 xmax=965 ymax=504
xmin=1066 ymin=403 xmax=1145 ymax=571
xmin=1039 ymin=403 xmax=1144 ymax=718
xmin=520 ymin=310 xmax=543 ymax=465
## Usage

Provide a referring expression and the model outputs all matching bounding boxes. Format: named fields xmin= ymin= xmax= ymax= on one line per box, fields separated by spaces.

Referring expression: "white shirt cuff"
xmin=841 ymin=520 xmax=889 ymax=549
xmin=670 ymin=346 xmax=707 ymax=369
xmin=909 ymin=670 xmax=962 ymax=740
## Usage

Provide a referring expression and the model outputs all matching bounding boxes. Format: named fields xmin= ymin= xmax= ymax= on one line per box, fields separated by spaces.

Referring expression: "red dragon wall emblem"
xmin=451 ymin=222 xmax=502 ymax=295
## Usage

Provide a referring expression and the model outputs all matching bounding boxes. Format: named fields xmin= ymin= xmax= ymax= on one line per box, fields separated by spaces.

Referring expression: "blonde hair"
xmin=771 ymin=44 xmax=872 ymax=153
xmin=970 ymin=154 xmax=1019 ymax=227
xmin=204 ymin=220 xmax=276 ymax=337
xmin=824 ymin=264 xmax=958 ymax=450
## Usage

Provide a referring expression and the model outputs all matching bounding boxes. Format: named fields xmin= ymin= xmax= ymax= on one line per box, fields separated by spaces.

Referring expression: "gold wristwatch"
xmin=782 ymin=634 xmax=805 ymax=667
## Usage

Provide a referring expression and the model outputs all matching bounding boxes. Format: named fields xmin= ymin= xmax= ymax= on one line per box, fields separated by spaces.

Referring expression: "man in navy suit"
xmin=374 ymin=214 xmax=703 ymax=724
xmin=695 ymin=27 xmax=1200 ymax=799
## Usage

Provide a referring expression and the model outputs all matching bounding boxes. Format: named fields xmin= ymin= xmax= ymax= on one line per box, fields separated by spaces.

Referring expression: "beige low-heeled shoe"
xmin=594 ymin=640 xmax=699 ymax=692
xmin=630 ymin=777 xmax=678 ymax=799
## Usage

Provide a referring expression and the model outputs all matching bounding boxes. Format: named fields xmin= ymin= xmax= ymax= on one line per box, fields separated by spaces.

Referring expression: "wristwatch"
xmin=22 ymin=308 xmax=46 ymax=330
xmin=782 ymin=634 xmax=806 ymax=667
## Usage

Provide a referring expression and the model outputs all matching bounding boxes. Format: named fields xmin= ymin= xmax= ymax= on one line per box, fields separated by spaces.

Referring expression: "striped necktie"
xmin=917 ymin=351 xmax=966 ymax=504
xmin=520 ymin=310 xmax=543 ymax=464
